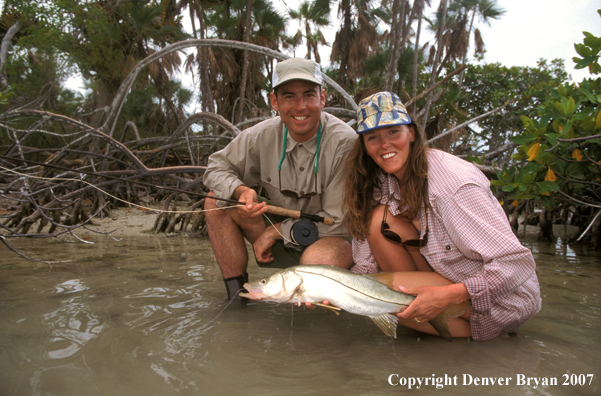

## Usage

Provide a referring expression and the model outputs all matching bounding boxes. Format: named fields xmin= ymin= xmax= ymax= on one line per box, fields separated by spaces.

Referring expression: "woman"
xmin=344 ymin=92 xmax=541 ymax=340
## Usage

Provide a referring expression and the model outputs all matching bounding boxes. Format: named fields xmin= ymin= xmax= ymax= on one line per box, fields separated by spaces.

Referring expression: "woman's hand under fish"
xmin=396 ymin=285 xmax=448 ymax=322
xmin=396 ymin=283 xmax=470 ymax=323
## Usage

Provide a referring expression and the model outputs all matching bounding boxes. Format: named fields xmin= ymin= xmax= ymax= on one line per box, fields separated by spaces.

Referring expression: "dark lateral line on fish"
xmin=1 ymin=155 xmax=334 ymax=225
xmin=297 ymin=268 xmax=402 ymax=304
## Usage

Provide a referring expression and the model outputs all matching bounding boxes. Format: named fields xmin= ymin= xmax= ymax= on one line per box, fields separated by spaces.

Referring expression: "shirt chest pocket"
xmin=262 ymin=170 xmax=279 ymax=190
xmin=422 ymin=217 xmax=465 ymax=266
xmin=436 ymin=234 xmax=464 ymax=265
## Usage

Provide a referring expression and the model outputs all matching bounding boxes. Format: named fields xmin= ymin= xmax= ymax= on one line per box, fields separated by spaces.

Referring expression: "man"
xmin=203 ymin=57 xmax=357 ymax=300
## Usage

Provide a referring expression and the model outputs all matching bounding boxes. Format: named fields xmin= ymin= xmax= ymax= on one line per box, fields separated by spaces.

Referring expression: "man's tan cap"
xmin=272 ymin=58 xmax=323 ymax=89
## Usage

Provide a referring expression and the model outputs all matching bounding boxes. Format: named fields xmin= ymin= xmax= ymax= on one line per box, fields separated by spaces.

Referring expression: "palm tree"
xmin=425 ymin=0 xmax=504 ymax=85
xmin=420 ymin=0 xmax=503 ymax=128
xmin=202 ymin=0 xmax=286 ymax=122
xmin=411 ymin=0 xmax=430 ymax=112
xmin=452 ymin=0 xmax=505 ymax=87
xmin=383 ymin=0 xmax=408 ymax=91
xmin=420 ymin=0 xmax=449 ymax=130
xmin=77 ymin=0 xmax=190 ymax=128
xmin=235 ymin=0 xmax=254 ymax=124
xmin=330 ymin=0 xmax=381 ymax=94
xmin=180 ymin=0 xmax=216 ymax=116
xmin=289 ymin=0 xmax=331 ymax=64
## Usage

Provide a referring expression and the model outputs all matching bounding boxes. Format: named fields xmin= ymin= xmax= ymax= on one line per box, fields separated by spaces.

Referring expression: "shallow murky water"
xmin=0 ymin=235 xmax=599 ymax=395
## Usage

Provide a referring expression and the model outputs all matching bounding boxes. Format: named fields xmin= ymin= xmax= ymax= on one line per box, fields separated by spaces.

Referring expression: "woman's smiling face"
xmin=362 ymin=124 xmax=415 ymax=179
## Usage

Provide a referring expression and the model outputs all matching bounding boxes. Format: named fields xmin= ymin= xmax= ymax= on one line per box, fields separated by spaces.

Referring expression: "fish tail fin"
xmin=364 ymin=272 xmax=396 ymax=290
xmin=428 ymin=301 xmax=471 ymax=342
xmin=370 ymin=314 xmax=398 ymax=339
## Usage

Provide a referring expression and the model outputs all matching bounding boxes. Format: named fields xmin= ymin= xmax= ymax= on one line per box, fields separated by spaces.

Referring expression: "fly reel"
xmin=290 ymin=219 xmax=319 ymax=246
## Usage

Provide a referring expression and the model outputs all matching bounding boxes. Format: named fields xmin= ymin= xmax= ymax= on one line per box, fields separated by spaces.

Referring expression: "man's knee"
xmin=204 ymin=191 xmax=235 ymax=223
xmin=204 ymin=191 xmax=219 ymax=216
xmin=300 ymin=237 xmax=353 ymax=268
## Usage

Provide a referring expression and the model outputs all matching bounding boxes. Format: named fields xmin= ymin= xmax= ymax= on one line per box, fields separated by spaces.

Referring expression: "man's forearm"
xmin=233 ymin=185 xmax=251 ymax=200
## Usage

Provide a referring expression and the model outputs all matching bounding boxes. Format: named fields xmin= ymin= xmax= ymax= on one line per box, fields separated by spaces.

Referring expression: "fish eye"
xmin=260 ymin=279 xmax=267 ymax=285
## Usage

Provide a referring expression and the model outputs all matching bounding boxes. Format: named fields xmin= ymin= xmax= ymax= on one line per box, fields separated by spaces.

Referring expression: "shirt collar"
xmin=283 ymin=126 xmax=319 ymax=155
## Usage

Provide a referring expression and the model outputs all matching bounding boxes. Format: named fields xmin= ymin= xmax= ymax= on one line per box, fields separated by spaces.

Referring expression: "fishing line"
xmin=0 ymin=165 xmax=298 ymax=244
xmin=202 ymin=288 xmax=245 ymax=328
xmin=0 ymin=164 xmax=233 ymax=214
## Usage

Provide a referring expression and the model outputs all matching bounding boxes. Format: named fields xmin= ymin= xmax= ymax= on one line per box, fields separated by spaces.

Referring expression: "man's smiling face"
xmin=270 ymin=80 xmax=325 ymax=143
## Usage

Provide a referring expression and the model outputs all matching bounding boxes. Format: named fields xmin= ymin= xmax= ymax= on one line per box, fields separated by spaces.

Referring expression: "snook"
xmin=240 ymin=265 xmax=469 ymax=342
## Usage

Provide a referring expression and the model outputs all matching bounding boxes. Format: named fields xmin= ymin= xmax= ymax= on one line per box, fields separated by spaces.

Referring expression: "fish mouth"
xmin=238 ymin=283 xmax=259 ymax=300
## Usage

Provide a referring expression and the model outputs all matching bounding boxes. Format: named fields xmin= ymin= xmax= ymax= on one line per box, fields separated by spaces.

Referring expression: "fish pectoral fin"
xmin=370 ymin=314 xmax=398 ymax=339
xmin=428 ymin=316 xmax=452 ymax=343
xmin=428 ymin=301 xmax=471 ymax=343
xmin=444 ymin=300 xmax=471 ymax=318
xmin=311 ymin=302 xmax=342 ymax=315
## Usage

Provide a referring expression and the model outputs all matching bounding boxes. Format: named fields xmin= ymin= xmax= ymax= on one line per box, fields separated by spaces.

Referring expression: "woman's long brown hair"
xmin=343 ymin=120 xmax=429 ymax=239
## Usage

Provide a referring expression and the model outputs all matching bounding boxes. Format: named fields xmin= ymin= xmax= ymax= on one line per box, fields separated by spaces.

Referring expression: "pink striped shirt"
xmin=351 ymin=150 xmax=541 ymax=340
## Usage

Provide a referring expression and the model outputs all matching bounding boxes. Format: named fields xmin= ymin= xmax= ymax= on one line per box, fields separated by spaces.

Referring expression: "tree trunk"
xmin=384 ymin=0 xmax=404 ymax=91
xmin=510 ymin=201 xmax=527 ymax=234
xmin=538 ymin=208 xmax=555 ymax=243
xmin=0 ymin=21 xmax=22 ymax=88
xmin=396 ymin=1 xmax=413 ymax=98
xmin=335 ymin=0 xmax=352 ymax=89
xmin=457 ymin=9 xmax=477 ymax=90
xmin=411 ymin=0 xmax=424 ymax=113
xmin=90 ymin=82 xmax=119 ymax=130
xmin=195 ymin=3 xmax=215 ymax=114
xmin=421 ymin=0 xmax=448 ymax=130
xmin=235 ymin=0 xmax=254 ymax=125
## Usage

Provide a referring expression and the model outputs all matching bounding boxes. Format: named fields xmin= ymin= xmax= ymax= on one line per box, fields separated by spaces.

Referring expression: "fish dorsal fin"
xmin=364 ymin=272 xmax=396 ymax=290
xmin=370 ymin=314 xmax=398 ymax=339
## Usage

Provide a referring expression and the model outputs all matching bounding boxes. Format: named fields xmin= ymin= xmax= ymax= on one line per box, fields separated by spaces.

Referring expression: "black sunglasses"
xmin=277 ymin=125 xmax=321 ymax=199
xmin=381 ymin=194 xmax=429 ymax=248
xmin=278 ymin=169 xmax=318 ymax=199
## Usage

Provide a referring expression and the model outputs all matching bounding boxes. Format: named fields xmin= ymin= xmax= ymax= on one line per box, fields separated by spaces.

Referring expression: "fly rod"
xmin=207 ymin=195 xmax=333 ymax=225
xmin=0 ymin=155 xmax=334 ymax=225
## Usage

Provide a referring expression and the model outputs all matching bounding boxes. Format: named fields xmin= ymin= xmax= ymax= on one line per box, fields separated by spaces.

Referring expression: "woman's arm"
xmin=440 ymin=184 xmax=536 ymax=316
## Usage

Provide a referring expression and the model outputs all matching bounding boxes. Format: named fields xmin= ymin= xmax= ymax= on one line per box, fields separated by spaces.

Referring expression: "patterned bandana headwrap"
xmin=356 ymin=92 xmax=411 ymax=134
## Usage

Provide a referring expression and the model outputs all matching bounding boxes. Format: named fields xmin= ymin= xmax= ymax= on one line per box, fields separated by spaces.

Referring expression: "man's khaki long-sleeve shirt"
xmin=203 ymin=112 xmax=357 ymax=248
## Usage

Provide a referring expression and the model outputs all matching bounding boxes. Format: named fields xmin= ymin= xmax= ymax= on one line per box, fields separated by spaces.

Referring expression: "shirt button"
xmin=267 ymin=177 xmax=271 ymax=182
xmin=299 ymin=167 xmax=305 ymax=171
xmin=445 ymin=245 xmax=451 ymax=250
xmin=300 ymin=190 xmax=305 ymax=195
xmin=299 ymin=144 xmax=303 ymax=147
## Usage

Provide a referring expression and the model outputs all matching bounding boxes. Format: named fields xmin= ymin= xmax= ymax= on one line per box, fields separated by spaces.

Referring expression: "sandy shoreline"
xmin=81 ymin=206 xmax=165 ymax=237
xmin=68 ymin=206 xmax=585 ymax=244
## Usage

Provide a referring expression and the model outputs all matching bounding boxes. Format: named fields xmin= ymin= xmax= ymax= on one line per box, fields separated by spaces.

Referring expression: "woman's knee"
xmin=367 ymin=205 xmax=386 ymax=239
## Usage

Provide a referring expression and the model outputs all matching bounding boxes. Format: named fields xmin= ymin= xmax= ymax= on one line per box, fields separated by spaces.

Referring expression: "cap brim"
xmin=356 ymin=112 xmax=412 ymax=134
xmin=273 ymin=73 xmax=322 ymax=89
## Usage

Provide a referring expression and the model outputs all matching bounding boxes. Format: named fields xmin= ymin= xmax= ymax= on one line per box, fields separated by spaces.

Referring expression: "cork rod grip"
xmin=265 ymin=205 xmax=334 ymax=226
